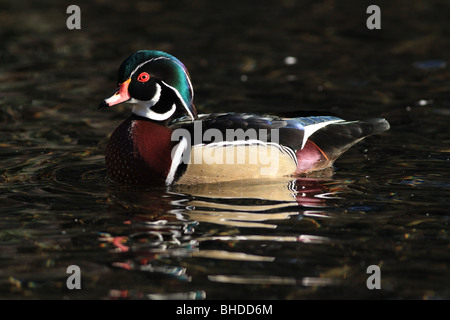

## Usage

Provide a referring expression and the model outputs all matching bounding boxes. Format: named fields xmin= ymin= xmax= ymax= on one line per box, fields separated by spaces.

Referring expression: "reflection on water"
xmin=96 ymin=176 xmax=349 ymax=299
xmin=175 ymin=177 xmax=331 ymax=228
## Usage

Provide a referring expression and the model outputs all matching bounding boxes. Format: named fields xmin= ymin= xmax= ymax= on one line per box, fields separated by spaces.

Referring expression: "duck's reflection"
xmin=170 ymin=176 xmax=331 ymax=228
xmin=101 ymin=175 xmax=343 ymax=299
xmin=103 ymin=175 xmax=338 ymax=248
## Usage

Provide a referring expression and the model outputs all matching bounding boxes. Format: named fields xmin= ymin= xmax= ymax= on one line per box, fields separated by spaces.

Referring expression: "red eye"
xmin=137 ymin=72 xmax=150 ymax=83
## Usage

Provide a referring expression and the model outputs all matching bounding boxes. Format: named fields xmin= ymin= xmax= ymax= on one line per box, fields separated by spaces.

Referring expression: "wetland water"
xmin=1 ymin=1 xmax=449 ymax=299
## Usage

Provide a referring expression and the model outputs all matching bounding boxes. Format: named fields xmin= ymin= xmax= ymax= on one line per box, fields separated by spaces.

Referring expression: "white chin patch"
xmin=132 ymin=103 xmax=176 ymax=121
xmin=131 ymin=83 xmax=177 ymax=121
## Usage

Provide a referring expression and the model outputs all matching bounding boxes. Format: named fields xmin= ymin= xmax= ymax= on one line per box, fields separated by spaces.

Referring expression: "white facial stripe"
xmin=148 ymin=82 xmax=162 ymax=106
xmin=130 ymin=83 xmax=176 ymax=121
xmin=165 ymin=137 xmax=188 ymax=185
xmin=160 ymin=80 xmax=195 ymax=120
xmin=127 ymin=82 xmax=161 ymax=108
xmin=129 ymin=57 xmax=195 ymax=120
xmin=129 ymin=56 xmax=170 ymax=79
xmin=129 ymin=56 xmax=194 ymax=106
xmin=128 ymin=55 xmax=194 ymax=121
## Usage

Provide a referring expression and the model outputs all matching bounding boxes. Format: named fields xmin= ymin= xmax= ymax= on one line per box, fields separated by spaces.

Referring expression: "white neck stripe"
xmin=132 ymin=102 xmax=177 ymax=121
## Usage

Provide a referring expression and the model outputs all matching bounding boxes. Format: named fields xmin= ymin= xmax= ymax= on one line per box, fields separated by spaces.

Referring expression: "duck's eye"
xmin=137 ymin=72 xmax=150 ymax=83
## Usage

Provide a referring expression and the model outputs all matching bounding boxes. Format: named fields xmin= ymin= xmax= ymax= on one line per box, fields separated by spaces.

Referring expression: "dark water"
xmin=1 ymin=0 xmax=449 ymax=300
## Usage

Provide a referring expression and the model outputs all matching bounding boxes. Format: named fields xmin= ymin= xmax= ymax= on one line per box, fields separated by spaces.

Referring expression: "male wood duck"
xmin=99 ymin=50 xmax=389 ymax=186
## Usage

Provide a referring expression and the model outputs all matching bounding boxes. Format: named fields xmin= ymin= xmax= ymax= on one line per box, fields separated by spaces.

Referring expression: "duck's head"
xmin=99 ymin=50 xmax=197 ymax=121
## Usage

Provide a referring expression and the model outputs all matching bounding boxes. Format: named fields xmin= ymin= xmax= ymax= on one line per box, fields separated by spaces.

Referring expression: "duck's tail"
xmin=295 ymin=118 xmax=390 ymax=173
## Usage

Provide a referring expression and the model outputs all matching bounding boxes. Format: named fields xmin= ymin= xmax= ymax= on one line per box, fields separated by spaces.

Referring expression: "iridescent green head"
xmin=99 ymin=50 xmax=197 ymax=121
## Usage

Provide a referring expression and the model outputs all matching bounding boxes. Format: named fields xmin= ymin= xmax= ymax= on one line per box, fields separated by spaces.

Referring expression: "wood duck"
xmin=99 ymin=50 xmax=390 ymax=186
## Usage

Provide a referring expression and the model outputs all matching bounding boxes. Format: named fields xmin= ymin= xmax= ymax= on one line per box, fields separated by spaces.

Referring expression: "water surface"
xmin=1 ymin=0 xmax=449 ymax=299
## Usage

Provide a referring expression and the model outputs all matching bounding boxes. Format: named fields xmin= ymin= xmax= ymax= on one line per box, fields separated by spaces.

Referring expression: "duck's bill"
xmin=98 ymin=78 xmax=131 ymax=110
